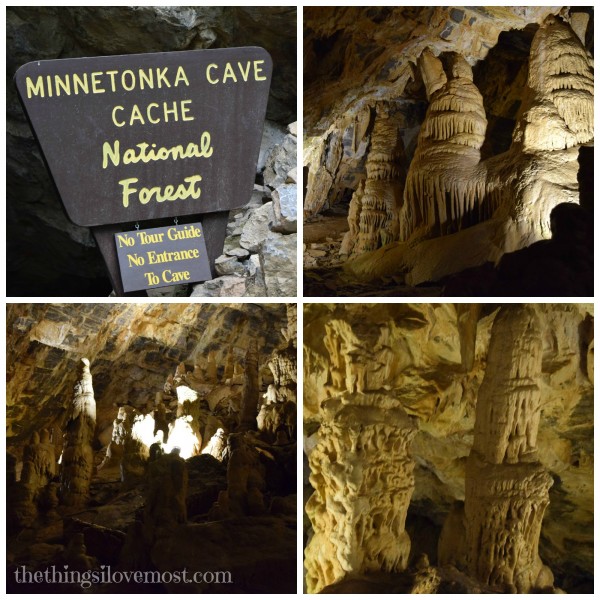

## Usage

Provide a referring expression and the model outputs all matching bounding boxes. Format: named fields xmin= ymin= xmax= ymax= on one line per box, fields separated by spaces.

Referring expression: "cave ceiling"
xmin=6 ymin=303 xmax=289 ymax=448
xmin=303 ymin=6 xmax=592 ymax=137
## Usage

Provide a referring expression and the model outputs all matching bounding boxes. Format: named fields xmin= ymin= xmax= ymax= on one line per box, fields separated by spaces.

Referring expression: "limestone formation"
xmin=305 ymin=8 xmax=594 ymax=292
xmin=23 ymin=429 xmax=56 ymax=490
xmin=64 ymin=533 xmax=97 ymax=571
xmin=10 ymin=465 xmax=39 ymax=529
xmin=239 ymin=341 xmax=260 ymax=431
xmin=400 ymin=52 xmax=488 ymax=241
xmin=258 ymin=303 xmax=298 ymax=439
xmin=522 ymin=16 xmax=594 ymax=151
xmin=206 ymin=350 xmax=218 ymax=383
xmin=98 ymin=406 xmax=134 ymax=473
xmin=99 ymin=405 xmax=156 ymax=483
xmin=344 ymin=103 xmax=406 ymax=254
xmin=257 ymin=400 xmax=296 ymax=442
xmin=202 ymin=427 xmax=228 ymax=462
xmin=439 ymin=306 xmax=554 ymax=592
xmin=305 ymin=399 xmax=417 ymax=593
xmin=60 ymin=358 xmax=96 ymax=507
xmin=6 ymin=303 xmax=297 ymax=594
xmin=210 ymin=432 xmax=266 ymax=518
xmin=144 ymin=449 xmax=188 ymax=534
xmin=304 ymin=303 xmax=593 ymax=593
xmin=340 ymin=180 xmax=365 ymax=256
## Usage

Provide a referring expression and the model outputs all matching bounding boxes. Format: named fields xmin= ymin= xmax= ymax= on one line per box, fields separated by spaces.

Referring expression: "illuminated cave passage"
xmin=6 ymin=303 xmax=297 ymax=593
xmin=303 ymin=7 xmax=594 ymax=297
xmin=303 ymin=303 xmax=593 ymax=593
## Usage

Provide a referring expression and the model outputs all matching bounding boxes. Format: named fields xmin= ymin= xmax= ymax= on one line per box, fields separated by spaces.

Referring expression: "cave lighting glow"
xmin=131 ymin=414 xmax=161 ymax=450
xmin=163 ymin=416 xmax=201 ymax=459
xmin=176 ymin=385 xmax=198 ymax=404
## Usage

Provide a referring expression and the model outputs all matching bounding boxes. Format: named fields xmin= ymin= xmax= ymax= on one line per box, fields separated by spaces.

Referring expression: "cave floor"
xmin=304 ymin=266 xmax=444 ymax=297
xmin=304 ymin=211 xmax=445 ymax=296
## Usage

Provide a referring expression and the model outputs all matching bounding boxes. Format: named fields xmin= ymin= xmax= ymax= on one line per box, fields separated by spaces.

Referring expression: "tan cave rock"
xmin=6 ymin=303 xmax=297 ymax=594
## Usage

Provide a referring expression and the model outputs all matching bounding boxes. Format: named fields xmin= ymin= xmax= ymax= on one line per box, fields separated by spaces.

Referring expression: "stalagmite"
xmin=201 ymin=427 xmax=228 ymax=461
xmin=144 ymin=448 xmax=188 ymax=534
xmin=206 ymin=350 xmax=218 ymax=383
xmin=239 ymin=340 xmax=260 ymax=431
xmin=208 ymin=432 xmax=266 ymax=518
xmin=60 ymin=358 xmax=96 ymax=507
xmin=348 ymin=102 xmax=407 ymax=255
xmin=99 ymin=405 xmax=134 ymax=473
xmin=23 ymin=428 xmax=56 ymax=489
xmin=340 ymin=180 xmax=364 ymax=256
xmin=522 ymin=15 xmax=594 ymax=152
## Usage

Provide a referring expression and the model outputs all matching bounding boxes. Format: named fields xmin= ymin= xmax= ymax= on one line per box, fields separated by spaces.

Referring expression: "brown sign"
xmin=15 ymin=47 xmax=272 ymax=226
xmin=115 ymin=222 xmax=212 ymax=292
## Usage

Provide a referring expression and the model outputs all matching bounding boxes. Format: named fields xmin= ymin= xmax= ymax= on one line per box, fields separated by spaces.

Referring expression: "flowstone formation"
xmin=6 ymin=303 xmax=297 ymax=593
xmin=60 ymin=358 xmax=96 ymax=507
xmin=303 ymin=8 xmax=594 ymax=294
xmin=304 ymin=303 xmax=594 ymax=593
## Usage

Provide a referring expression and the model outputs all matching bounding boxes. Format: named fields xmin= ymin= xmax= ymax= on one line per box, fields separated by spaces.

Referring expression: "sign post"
xmin=15 ymin=47 xmax=272 ymax=295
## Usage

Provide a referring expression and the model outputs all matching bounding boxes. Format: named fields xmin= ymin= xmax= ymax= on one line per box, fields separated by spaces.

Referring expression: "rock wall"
xmin=304 ymin=303 xmax=594 ymax=592
xmin=7 ymin=7 xmax=296 ymax=296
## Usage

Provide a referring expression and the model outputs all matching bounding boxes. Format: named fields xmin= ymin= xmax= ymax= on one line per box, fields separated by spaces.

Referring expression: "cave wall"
xmin=7 ymin=7 xmax=296 ymax=296
xmin=304 ymin=303 xmax=594 ymax=592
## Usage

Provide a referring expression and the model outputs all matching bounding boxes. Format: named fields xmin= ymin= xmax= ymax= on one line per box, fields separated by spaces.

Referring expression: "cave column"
xmin=343 ymin=102 xmax=407 ymax=256
xmin=305 ymin=320 xmax=417 ymax=593
xmin=464 ymin=306 xmax=553 ymax=592
xmin=305 ymin=399 xmax=417 ymax=592
xmin=60 ymin=358 xmax=96 ymax=507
